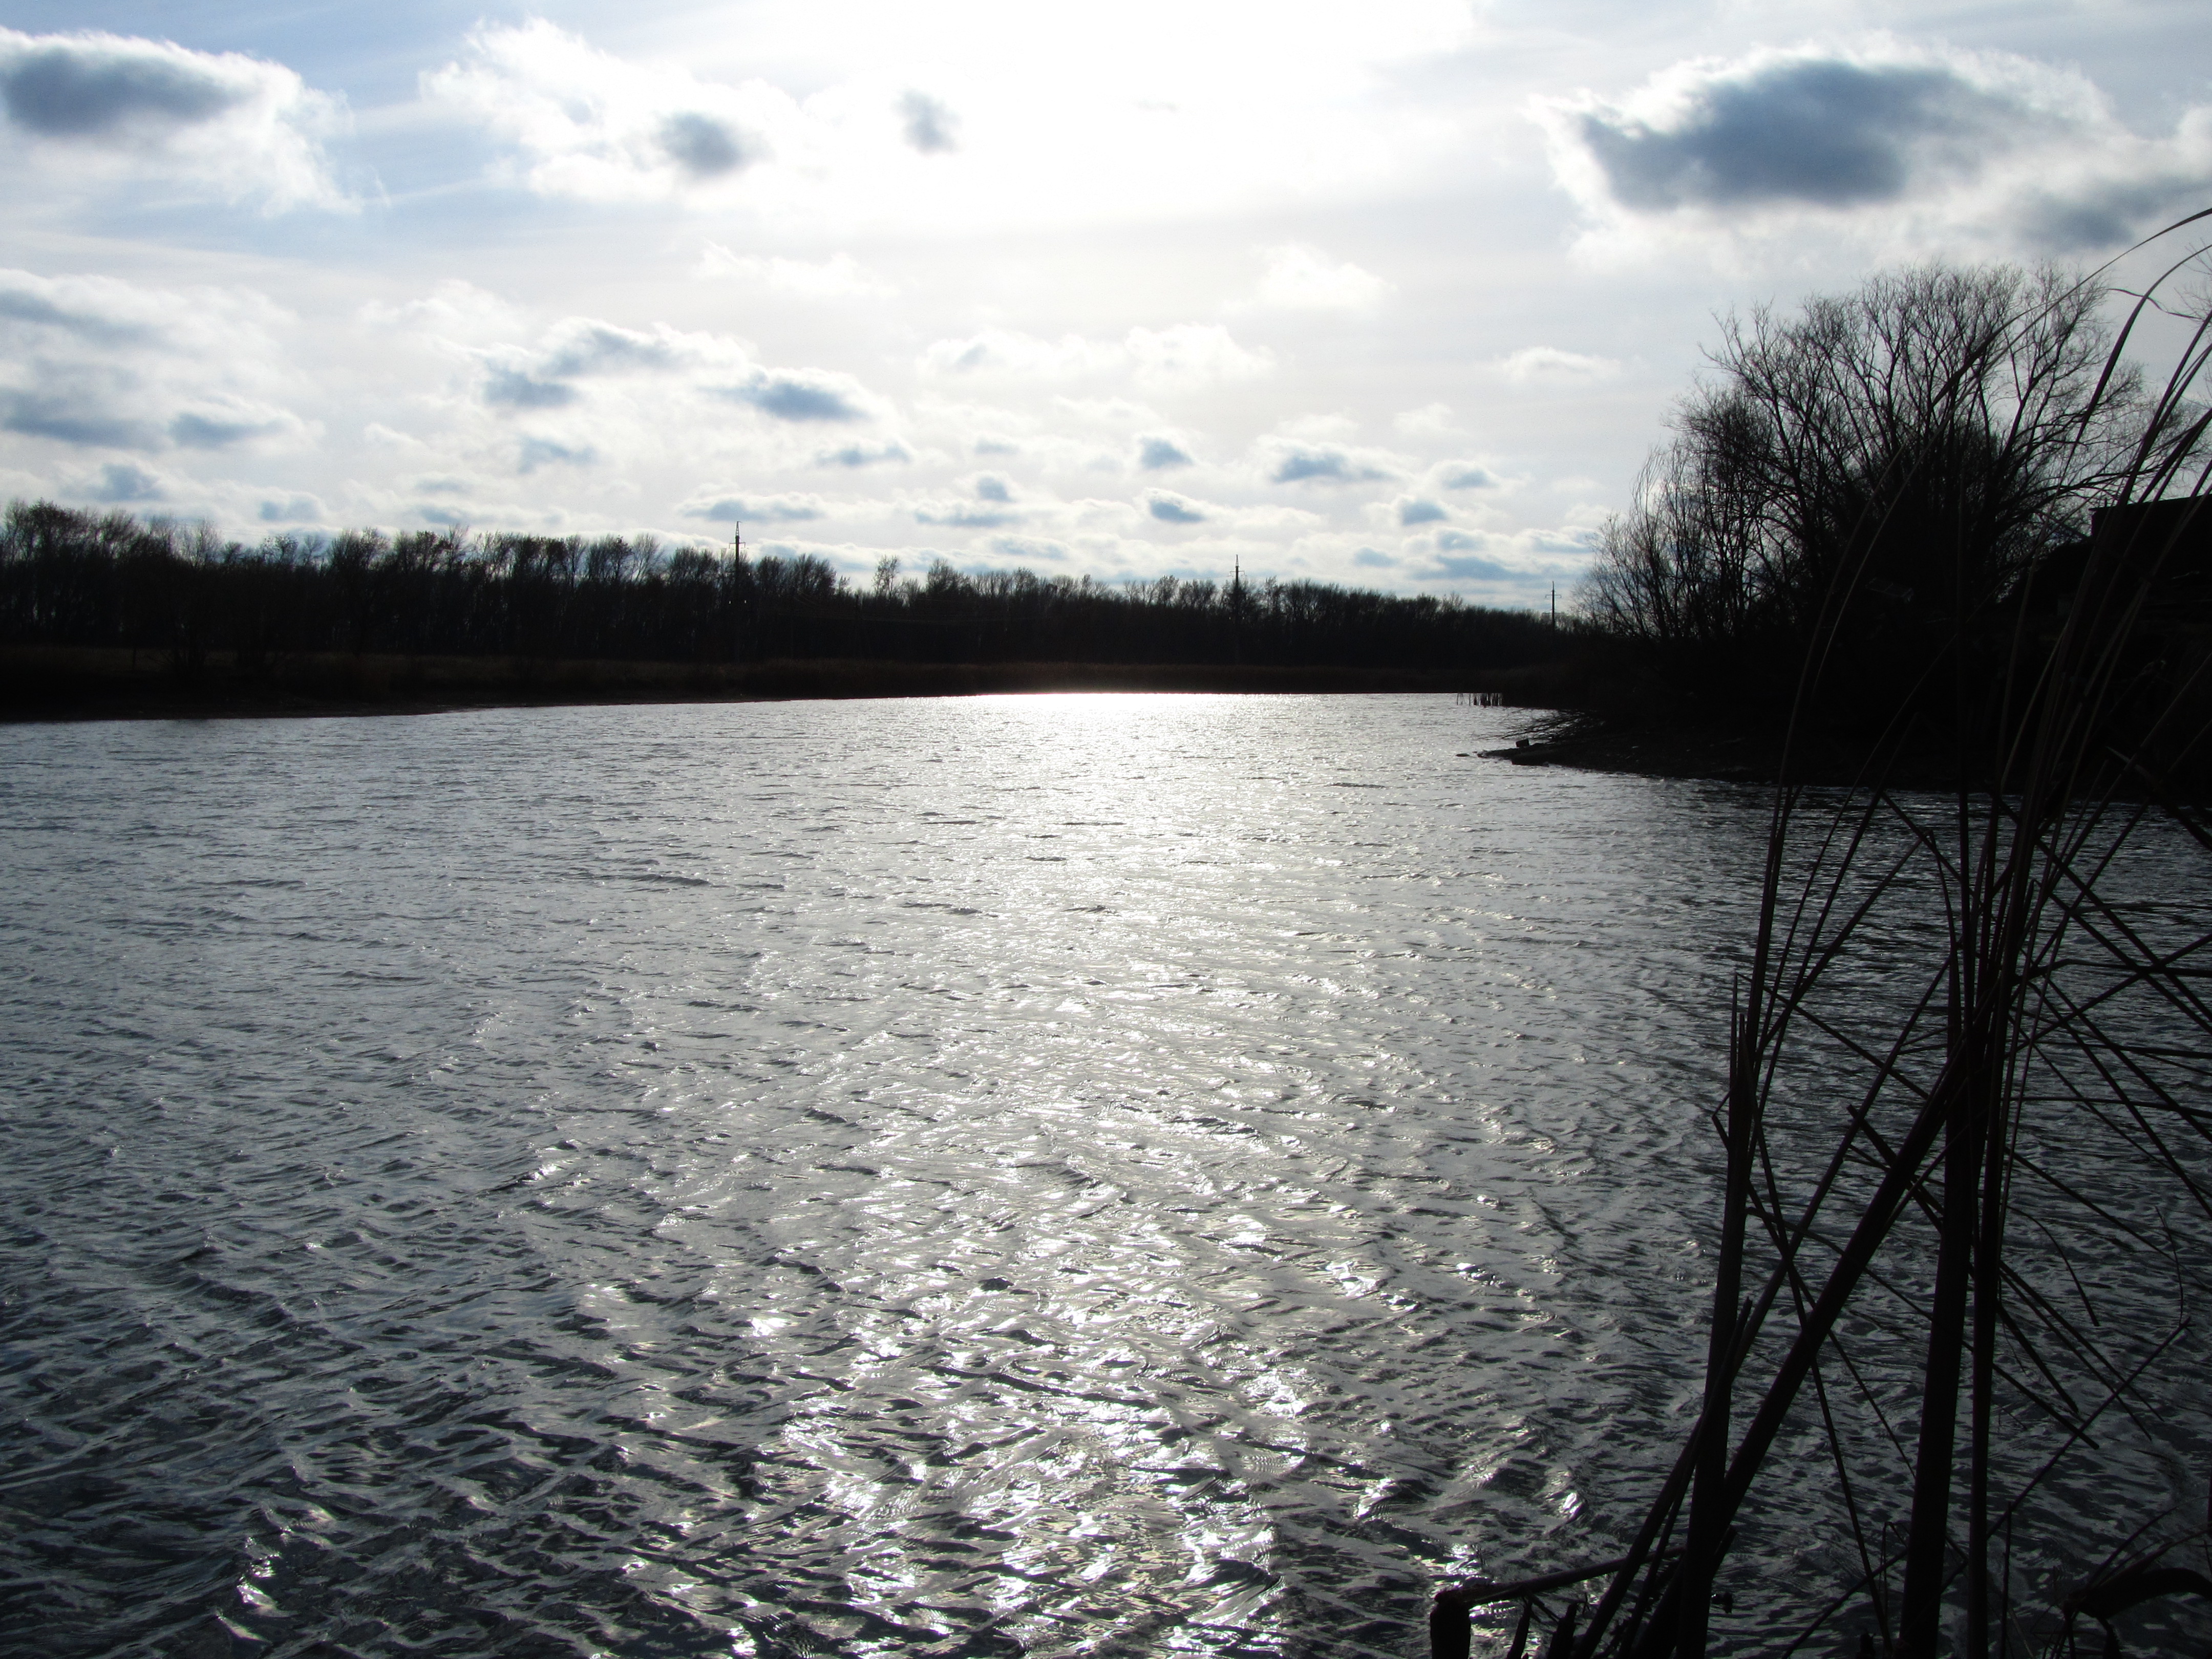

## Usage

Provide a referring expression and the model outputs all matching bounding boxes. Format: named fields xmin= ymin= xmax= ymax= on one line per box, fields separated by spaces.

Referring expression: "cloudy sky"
xmin=2 ymin=1 xmax=2205 ymax=606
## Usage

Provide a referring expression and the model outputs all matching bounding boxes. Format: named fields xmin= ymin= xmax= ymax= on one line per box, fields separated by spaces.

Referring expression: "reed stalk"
xmin=1439 ymin=210 xmax=2212 ymax=1659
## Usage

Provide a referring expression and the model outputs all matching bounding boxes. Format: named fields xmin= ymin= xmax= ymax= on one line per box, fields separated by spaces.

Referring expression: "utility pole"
xmin=1549 ymin=583 xmax=1556 ymax=627
xmin=1231 ymin=555 xmax=1244 ymax=666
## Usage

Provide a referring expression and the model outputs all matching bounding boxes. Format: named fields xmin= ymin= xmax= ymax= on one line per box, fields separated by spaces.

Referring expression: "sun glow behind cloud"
xmin=421 ymin=2 xmax=1480 ymax=233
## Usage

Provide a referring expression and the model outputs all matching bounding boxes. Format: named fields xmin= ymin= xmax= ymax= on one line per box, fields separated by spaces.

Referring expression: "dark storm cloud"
xmin=900 ymin=91 xmax=958 ymax=154
xmin=1137 ymin=436 xmax=1192 ymax=470
xmin=660 ymin=112 xmax=749 ymax=178
xmin=721 ymin=371 xmax=868 ymax=422
xmin=1 ymin=41 xmax=242 ymax=139
xmin=1147 ymin=494 xmax=1204 ymax=523
xmin=1577 ymin=57 xmax=2015 ymax=211
xmin=1270 ymin=444 xmax=1390 ymax=484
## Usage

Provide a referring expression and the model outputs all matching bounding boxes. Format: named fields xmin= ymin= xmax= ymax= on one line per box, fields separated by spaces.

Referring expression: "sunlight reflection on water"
xmin=2 ymin=694 xmax=1771 ymax=1657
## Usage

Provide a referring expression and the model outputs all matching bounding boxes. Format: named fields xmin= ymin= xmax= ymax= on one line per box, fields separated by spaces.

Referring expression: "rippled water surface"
xmin=4 ymin=695 xmax=1781 ymax=1658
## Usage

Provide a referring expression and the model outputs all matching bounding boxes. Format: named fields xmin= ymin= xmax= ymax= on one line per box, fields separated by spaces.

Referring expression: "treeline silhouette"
xmin=1 ymin=500 xmax=1561 ymax=675
xmin=1577 ymin=263 xmax=2207 ymax=739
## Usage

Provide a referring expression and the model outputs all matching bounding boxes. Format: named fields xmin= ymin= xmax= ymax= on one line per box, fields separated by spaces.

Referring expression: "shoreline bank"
xmin=1 ymin=644 xmax=1552 ymax=724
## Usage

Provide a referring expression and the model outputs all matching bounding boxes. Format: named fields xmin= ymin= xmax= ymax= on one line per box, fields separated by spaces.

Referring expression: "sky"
xmin=1 ymin=2 xmax=2206 ymax=608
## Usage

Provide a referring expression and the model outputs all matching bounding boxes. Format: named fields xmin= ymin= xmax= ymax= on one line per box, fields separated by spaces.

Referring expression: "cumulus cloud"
xmin=1569 ymin=56 xmax=2017 ymax=211
xmin=817 ymin=439 xmax=912 ymax=467
xmin=1438 ymin=461 xmax=1500 ymax=489
xmin=1540 ymin=41 xmax=2212 ymax=256
xmin=172 ymin=405 xmax=294 ymax=448
xmin=1266 ymin=442 xmax=1395 ymax=485
xmin=1146 ymin=492 xmax=1206 ymax=523
xmin=518 ymin=436 xmax=595 ymax=473
xmin=660 ymin=112 xmax=748 ymax=178
xmin=85 ymin=459 xmax=163 ymax=501
xmin=921 ymin=324 xmax=1269 ymax=390
xmin=1497 ymin=347 xmax=1620 ymax=384
xmin=1353 ymin=548 xmax=1396 ymax=568
xmin=985 ymin=535 xmax=1070 ymax=564
xmin=914 ymin=498 xmax=1021 ymax=528
xmin=1125 ymin=324 xmax=1271 ymax=388
xmin=466 ymin=313 xmax=882 ymax=428
xmin=1251 ymin=244 xmax=1390 ymax=311
xmin=1426 ymin=550 xmax=1515 ymax=582
xmin=423 ymin=20 xmax=778 ymax=203
xmin=717 ymin=370 xmax=871 ymax=423
xmin=1397 ymin=497 xmax=1447 ymax=525
xmin=921 ymin=328 xmax=1114 ymax=378
xmin=257 ymin=493 xmax=323 ymax=522
xmin=680 ymin=491 xmax=827 ymax=523
xmin=1394 ymin=402 xmax=1457 ymax=437
xmin=0 ymin=28 xmax=348 ymax=211
xmin=1137 ymin=435 xmax=1193 ymax=470
xmin=0 ymin=267 xmax=309 ymax=456
xmin=900 ymin=90 xmax=958 ymax=154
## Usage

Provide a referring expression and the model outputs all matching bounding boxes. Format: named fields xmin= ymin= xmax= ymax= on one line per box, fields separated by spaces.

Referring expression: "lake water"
xmin=0 ymin=695 xmax=1832 ymax=1656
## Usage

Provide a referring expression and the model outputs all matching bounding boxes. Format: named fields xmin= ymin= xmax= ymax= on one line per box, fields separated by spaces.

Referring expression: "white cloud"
xmin=1393 ymin=402 xmax=1458 ymax=437
xmin=1146 ymin=490 xmax=1207 ymax=524
xmin=1124 ymin=324 xmax=1271 ymax=388
xmin=0 ymin=28 xmax=349 ymax=211
xmin=679 ymin=490 xmax=830 ymax=523
xmin=1496 ymin=347 xmax=1622 ymax=384
xmin=1261 ymin=438 xmax=1400 ymax=485
xmin=899 ymin=90 xmax=958 ymax=155
xmin=1251 ymin=244 xmax=1391 ymax=311
xmin=0 ymin=267 xmax=312 ymax=456
xmin=422 ymin=20 xmax=793 ymax=204
xmin=695 ymin=246 xmax=897 ymax=299
xmin=920 ymin=324 xmax=1269 ymax=389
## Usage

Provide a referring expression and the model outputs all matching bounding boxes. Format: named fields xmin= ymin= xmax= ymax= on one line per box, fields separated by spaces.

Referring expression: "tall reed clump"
xmin=1435 ymin=215 xmax=2212 ymax=1658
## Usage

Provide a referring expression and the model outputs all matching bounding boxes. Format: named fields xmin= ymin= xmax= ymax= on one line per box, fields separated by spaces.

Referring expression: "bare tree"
xmin=1582 ymin=264 xmax=2144 ymax=701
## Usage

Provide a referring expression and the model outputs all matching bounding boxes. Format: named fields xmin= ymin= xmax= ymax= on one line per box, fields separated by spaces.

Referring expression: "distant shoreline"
xmin=1 ymin=644 xmax=1556 ymax=724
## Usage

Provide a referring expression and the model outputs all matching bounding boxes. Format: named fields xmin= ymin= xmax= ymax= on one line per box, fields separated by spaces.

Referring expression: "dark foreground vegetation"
xmin=1434 ymin=235 xmax=2212 ymax=1657
xmin=0 ymin=503 xmax=1564 ymax=716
